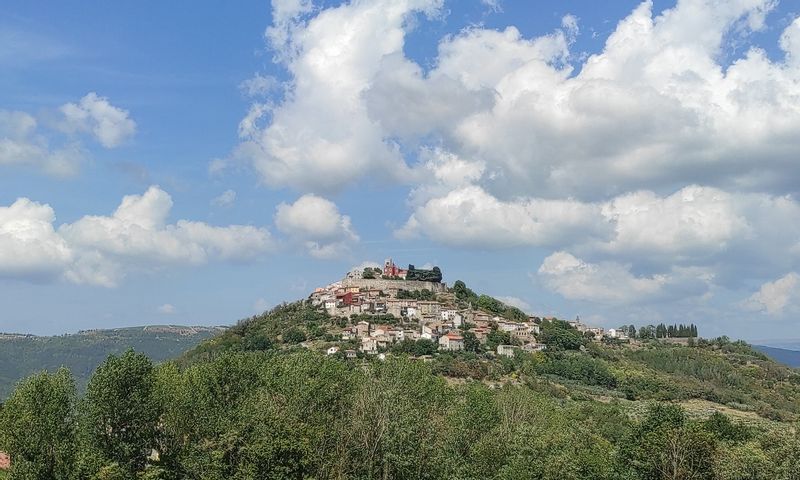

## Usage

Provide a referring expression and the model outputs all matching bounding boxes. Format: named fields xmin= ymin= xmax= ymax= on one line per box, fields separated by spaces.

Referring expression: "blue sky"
xmin=2 ymin=0 xmax=800 ymax=341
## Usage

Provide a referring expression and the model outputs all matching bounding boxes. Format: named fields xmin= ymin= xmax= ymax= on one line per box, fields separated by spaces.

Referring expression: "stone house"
xmin=355 ymin=321 xmax=370 ymax=337
xmin=360 ymin=338 xmax=378 ymax=354
xmin=439 ymin=332 xmax=465 ymax=351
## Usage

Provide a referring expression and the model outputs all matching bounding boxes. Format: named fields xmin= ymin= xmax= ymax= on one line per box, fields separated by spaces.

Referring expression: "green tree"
xmin=715 ymin=442 xmax=774 ymax=480
xmin=620 ymin=403 xmax=716 ymax=479
xmin=282 ymin=327 xmax=307 ymax=344
xmin=82 ymin=350 xmax=160 ymax=476
xmin=463 ymin=331 xmax=481 ymax=353
xmin=0 ymin=369 xmax=76 ymax=479
xmin=539 ymin=327 xmax=585 ymax=351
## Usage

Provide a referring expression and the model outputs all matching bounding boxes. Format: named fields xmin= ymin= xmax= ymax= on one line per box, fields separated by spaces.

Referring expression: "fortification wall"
xmin=341 ymin=277 xmax=447 ymax=293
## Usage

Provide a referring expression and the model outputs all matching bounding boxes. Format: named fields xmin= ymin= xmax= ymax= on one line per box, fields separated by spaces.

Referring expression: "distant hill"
xmin=0 ymin=325 xmax=223 ymax=398
xmin=754 ymin=345 xmax=800 ymax=368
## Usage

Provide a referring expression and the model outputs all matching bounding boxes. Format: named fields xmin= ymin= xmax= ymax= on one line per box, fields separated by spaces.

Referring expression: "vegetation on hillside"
xmin=1 ymin=347 xmax=799 ymax=479
xmin=3 ymin=300 xmax=800 ymax=478
xmin=0 ymin=327 xmax=219 ymax=399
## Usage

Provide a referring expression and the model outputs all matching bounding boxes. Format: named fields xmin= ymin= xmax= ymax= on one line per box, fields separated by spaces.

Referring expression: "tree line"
xmin=619 ymin=323 xmax=699 ymax=339
xmin=1 ymin=348 xmax=799 ymax=479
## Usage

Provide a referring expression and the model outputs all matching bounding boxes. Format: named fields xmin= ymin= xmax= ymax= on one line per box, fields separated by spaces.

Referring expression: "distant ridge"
xmin=0 ymin=325 xmax=223 ymax=398
xmin=754 ymin=345 xmax=800 ymax=368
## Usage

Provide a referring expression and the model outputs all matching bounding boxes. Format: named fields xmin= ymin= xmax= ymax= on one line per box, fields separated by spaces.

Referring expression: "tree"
xmin=714 ymin=442 xmax=774 ymax=480
xmin=486 ymin=328 xmax=512 ymax=351
xmin=283 ymin=327 xmax=307 ymax=344
xmin=0 ymin=369 xmax=76 ymax=479
xmin=463 ymin=331 xmax=481 ymax=353
xmin=620 ymin=403 xmax=716 ymax=479
xmin=539 ymin=326 xmax=585 ymax=351
xmin=82 ymin=350 xmax=160 ymax=476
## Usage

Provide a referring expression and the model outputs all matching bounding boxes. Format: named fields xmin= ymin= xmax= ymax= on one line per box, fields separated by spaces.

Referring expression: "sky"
xmin=1 ymin=0 xmax=800 ymax=341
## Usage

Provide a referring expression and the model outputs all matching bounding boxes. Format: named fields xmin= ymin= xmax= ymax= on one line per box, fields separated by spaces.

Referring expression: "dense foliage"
xmin=1 ymin=349 xmax=799 ymax=479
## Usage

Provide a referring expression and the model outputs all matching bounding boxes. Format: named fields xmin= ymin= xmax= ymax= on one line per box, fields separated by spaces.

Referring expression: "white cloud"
xmin=60 ymin=92 xmax=136 ymax=148
xmin=249 ymin=0 xmax=800 ymax=199
xmin=239 ymin=73 xmax=280 ymax=97
xmin=0 ymin=198 xmax=73 ymax=281
xmin=742 ymin=272 xmax=799 ymax=315
xmin=598 ymin=185 xmax=748 ymax=259
xmin=157 ymin=303 xmax=176 ymax=314
xmin=0 ymin=110 xmax=84 ymax=176
xmin=396 ymin=185 xmax=611 ymax=249
xmin=211 ymin=189 xmax=237 ymax=207
xmin=275 ymin=194 xmax=358 ymax=259
xmin=781 ymin=17 xmax=800 ymax=66
xmin=237 ymin=0 xmax=443 ymax=192
xmin=0 ymin=93 xmax=135 ymax=176
xmin=538 ymin=251 xmax=711 ymax=305
xmin=495 ymin=295 xmax=531 ymax=312
xmin=0 ymin=187 xmax=274 ymax=287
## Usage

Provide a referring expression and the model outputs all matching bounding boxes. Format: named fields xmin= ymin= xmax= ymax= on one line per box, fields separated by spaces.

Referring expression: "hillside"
xmin=755 ymin=345 xmax=800 ymax=368
xmin=3 ymin=275 xmax=800 ymax=478
xmin=0 ymin=325 xmax=222 ymax=398
xmin=183 ymin=299 xmax=800 ymax=423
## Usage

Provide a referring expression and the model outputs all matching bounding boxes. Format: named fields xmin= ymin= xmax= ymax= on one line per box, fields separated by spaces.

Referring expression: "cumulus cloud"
xmin=597 ymin=186 xmax=748 ymax=261
xmin=243 ymin=0 xmax=800 ymax=198
xmin=0 ymin=110 xmax=84 ymax=176
xmin=236 ymin=0 xmax=443 ymax=192
xmin=0 ymin=187 xmax=274 ymax=287
xmin=0 ymin=198 xmax=73 ymax=281
xmin=742 ymin=272 xmax=799 ymax=315
xmin=538 ymin=251 xmax=711 ymax=305
xmin=275 ymin=194 xmax=359 ymax=258
xmin=1 ymin=93 xmax=135 ymax=176
xmin=397 ymin=185 xmax=610 ymax=248
xmin=59 ymin=92 xmax=136 ymax=148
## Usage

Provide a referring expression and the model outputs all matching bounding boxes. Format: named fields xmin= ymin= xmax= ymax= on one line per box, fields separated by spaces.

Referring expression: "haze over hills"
xmin=0 ymin=325 xmax=222 ymax=398
xmin=754 ymin=345 xmax=800 ymax=368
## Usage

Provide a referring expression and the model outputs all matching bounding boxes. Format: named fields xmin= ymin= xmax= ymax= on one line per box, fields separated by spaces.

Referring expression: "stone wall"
xmin=341 ymin=277 xmax=447 ymax=293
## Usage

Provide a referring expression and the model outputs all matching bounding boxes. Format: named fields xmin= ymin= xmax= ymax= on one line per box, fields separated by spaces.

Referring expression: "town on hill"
xmin=305 ymin=258 xmax=695 ymax=359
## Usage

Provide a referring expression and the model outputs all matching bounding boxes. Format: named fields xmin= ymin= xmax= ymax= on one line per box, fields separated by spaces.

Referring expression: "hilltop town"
xmin=306 ymin=258 xmax=634 ymax=359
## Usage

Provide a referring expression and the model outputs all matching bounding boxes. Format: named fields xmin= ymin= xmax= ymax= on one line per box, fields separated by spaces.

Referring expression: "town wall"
xmin=341 ymin=278 xmax=447 ymax=293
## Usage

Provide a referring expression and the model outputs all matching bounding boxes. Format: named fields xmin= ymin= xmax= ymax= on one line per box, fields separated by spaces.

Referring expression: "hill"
xmin=182 ymin=299 xmax=800 ymax=423
xmin=3 ymin=275 xmax=800 ymax=478
xmin=755 ymin=345 xmax=800 ymax=368
xmin=0 ymin=325 xmax=222 ymax=398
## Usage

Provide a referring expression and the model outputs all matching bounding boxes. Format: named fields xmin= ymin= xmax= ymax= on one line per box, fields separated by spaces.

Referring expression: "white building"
xmin=326 ymin=346 xmax=340 ymax=355
xmin=497 ymin=345 xmax=517 ymax=357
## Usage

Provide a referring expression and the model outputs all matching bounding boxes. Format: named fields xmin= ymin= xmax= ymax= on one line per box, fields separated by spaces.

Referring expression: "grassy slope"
xmin=0 ymin=326 xmax=221 ymax=398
